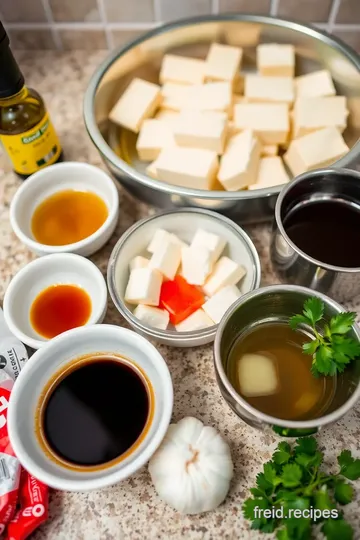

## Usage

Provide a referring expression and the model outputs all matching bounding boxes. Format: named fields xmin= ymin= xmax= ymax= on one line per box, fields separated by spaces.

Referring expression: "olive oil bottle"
xmin=0 ymin=22 xmax=63 ymax=178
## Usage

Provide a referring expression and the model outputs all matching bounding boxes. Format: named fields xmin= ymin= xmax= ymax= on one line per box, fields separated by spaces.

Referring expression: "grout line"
xmin=212 ymin=0 xmax=220 ymax=15
xmin=153 ymin=0 xmax=162 ymax=22
xmin=40 ymin=0 xmax=62 ymax=50
xmin=328 ymin=0 xmax=341 ymax=33
xmin=3 ymin=21 xmax=161 ymax=30
xmin=4 ymin=20 xmax=360 ymax=32
xmin=96 ymin=0 xmax=112 ymax=49
xmin=270 ymin=0 xmax=279 ymax=16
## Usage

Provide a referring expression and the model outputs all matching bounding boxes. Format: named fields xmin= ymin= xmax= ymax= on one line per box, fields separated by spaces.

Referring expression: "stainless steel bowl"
xmin=270 ymin=168 xmax=360 ymax=303
xmin=214 ymin=284 xmax=360 ymax=436
xmin=84 ymin=14 xmax=360 ymax=224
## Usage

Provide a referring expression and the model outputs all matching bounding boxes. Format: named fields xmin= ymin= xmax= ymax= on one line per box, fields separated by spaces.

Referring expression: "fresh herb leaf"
xmin=281 ymin=464 xmax=302 ymax=488
xmin=338 ymin=451 xmax=360 ymax=481
xmin=334 ymin=481 xmax=354 ymax=505
xmin=290 ymin=298 xmax=360 ymax=377
xmin=322 ymin=519 xmax=354 ymax=540
xmin=243 ymin=437 xmax=360 ymax=540
xmin=330 ymin=312 xmax=357 ymax=335
xmin=294 ymin=437 xmax=318 ymax=456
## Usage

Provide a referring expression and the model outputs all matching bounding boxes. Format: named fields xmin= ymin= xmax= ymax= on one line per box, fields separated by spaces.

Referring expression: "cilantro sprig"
xmin=243 ymin=437 xmax=360 ymax=540
xmin=289 ymin=297 xmax=360 ymax=377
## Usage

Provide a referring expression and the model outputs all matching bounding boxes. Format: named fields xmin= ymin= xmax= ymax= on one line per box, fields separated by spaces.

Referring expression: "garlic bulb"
xmin=148 ymin=416 xmax=233 ymax=514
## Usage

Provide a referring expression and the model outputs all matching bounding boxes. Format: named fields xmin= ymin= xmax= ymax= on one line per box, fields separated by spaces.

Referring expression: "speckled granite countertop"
xmin=0 ymin=51 xmax=359 ymax=540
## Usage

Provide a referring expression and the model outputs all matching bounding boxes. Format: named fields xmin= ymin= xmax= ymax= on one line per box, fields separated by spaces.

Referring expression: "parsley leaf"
xmin=338 ymin=451 xmax=360 ymax=481
xmin=322 ymin=519 xmax=354 ymax=540
xmin=334 ymin=481 xmax=354 ymax=505
xmin=330 ymin=312 xmax=356 ymax=335
xmin=289 ymin=298 xmax=360 ymax=377
xmin=281 ymin=464 xmax=302 ymax=488
xmin=243 ymin=437 xmax=360 ymax=540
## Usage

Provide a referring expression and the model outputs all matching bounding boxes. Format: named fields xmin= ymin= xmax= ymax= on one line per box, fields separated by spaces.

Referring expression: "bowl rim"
xmin=7 ymin=324 xmax=174 ymax=491
xmin=9 ymin=161 xmax=119 ymax=254
xmin=107 ymin=207 xmax=261 ymax=343
xmin=214 ymin=284 xmax=360 ymax=429
xmin=83 ymin=13 xmax=360 ymax=201
xmin=3 ymin=253 xmax=108 ymax=349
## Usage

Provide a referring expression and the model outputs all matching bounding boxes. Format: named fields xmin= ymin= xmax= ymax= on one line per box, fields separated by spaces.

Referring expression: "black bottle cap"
xmin=0 ymin=21 xmax=25 ymax=98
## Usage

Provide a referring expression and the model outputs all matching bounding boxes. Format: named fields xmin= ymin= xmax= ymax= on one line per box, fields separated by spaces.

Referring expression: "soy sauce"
xmin=284 ymin=199 xmax=360 ymax=267
xmin=42 ymin=357 xmax=150 ymax=467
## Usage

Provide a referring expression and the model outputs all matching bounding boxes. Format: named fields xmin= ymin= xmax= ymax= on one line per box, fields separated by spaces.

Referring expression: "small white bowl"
xmin=3 ymin=253 xmax=107 ymax=349
xmin=107 ymin=208 xmax=261 ymax=347
xmin=10 ymin=162 xmax=119 ymax=257
xmin=8 ymin=324 xmax=173 ymax=491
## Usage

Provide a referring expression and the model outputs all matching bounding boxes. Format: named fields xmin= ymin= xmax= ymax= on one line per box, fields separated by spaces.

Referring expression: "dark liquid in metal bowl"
xmin=284 ymin=199 xmax=360 ymax=268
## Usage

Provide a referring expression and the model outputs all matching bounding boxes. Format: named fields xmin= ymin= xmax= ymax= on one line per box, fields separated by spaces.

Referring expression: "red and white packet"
xmin=0 ymin=308 xmax=49 ymax=539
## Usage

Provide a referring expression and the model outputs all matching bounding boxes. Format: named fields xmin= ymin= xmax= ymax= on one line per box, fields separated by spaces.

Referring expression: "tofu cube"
xmin=295 ymin=70 xmax=336 ymax=98
xmin=204 ymin=43 xmax=243 ymax=83
xmin=244 ymin=75 xmax=294 ymax=107
xmin=155 ymin=109 xmax=181 ymax=128
xmin=293 ymin=96 xmax=349 ymax=138
xmin=261 ymin=144 xmax=278 ymax=157
xmin=181 ymin=245 xmax=213 ymax=286
xmin=146 ymin=160 xmax=158 ymax=179
xmin=133 ymin=305 xmax=169 ymax=330
xmin=284 ymin=126 xmax=349 ymax=177
xmin=186 ymin=82 xmax=233 ymax=114
xmin=175 ymin=309 xmax=214 ymax=332
xmin=233 ymin=103 xmax=290 ymax=145
xmin=160 ymin=54 xmax=205 ymax=85
xmin=109 ymin=78 xmax=162 ymax=133
xmin=190 ymin=229 xmax=226 ymax=264
xmin=147 ymin=229 xmax=187 ymax=253
xmin=136 ymin=119 xmax=175 ymax=161
xmin=129 ymin=256 xmax=149 ymax=271
xmin=161 ymin=83 xmax=191 ymax=111
xmin=218 ymin=130 xmax=261 ymax=191
xmin=238 ymin=353 xmax=279 ymax=397
xmin=248 ymin=156 xmax=289 ymax=190
xmin=202 ymin=285 xmax=241 ymax=323
xmin=155 ymin=147 xmax=219 ymax=190
xmin=125 ymin=267 xmax=162 ymax=306
xmin=203 ymin=256 xmax=246 ymax=296
xmin=149 ymin=237 xmax=181 ymax=280
xmin=173 ymin=110 xmax=228 ymax=154
xmin=257 ymin=44 xmax=295 ymax=77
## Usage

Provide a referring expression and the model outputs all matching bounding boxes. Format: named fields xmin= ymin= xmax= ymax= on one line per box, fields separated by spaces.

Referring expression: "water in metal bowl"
xmin=84 ymin=14 xmax=360 ymax=223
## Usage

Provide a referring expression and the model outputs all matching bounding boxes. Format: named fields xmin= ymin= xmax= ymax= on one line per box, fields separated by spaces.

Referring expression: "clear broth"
xmin=226 ymin=322 xmax=336 ymax=421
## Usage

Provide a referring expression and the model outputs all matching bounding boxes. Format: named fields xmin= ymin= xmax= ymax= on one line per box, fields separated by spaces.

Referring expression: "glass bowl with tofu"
xmin=214 ymin=284 xmax=360 ymax=435
xmin=107 ymin=208 xmax=261 ymax=347
xmin=84 ymin=14 xmax=360 ymax=223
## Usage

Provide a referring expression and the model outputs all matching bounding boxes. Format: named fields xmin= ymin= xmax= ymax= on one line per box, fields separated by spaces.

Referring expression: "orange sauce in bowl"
xmin=30 ymin=284 xmax=92 ymax=338
xmin=31 ymin=189 xmax=108 ymax=246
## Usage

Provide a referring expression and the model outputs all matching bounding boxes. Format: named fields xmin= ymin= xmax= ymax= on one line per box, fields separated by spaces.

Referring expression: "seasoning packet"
xmin=0 ymin=308 xmax=49 ymax=539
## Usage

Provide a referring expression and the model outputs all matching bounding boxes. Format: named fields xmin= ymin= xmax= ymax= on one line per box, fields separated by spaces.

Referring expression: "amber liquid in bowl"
xmin=31 ymin=189 xmax=108 ymax=246
xmin=226 ymin=322 xmax=336 ymax=421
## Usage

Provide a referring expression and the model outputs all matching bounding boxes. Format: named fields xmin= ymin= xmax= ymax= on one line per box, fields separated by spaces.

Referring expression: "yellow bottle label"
xmin=0 ymin=113 xmax=62 ymax=175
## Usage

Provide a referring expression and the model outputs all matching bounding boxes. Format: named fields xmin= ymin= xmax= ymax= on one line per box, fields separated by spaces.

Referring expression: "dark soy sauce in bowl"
xmin=40 ymin=355 xmax=152 ymax=468
xmin=284 ymin=199 xmax=360 ymax=268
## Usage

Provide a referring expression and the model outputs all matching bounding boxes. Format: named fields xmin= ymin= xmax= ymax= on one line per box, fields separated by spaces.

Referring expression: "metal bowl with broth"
xmin=214 ymin=285 xmax=360 ymax=437
xmin=84 ymin=14 xmax=360 ymax=224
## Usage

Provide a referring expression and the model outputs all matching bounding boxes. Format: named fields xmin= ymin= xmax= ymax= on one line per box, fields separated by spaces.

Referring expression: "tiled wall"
xmin=1 ymin=0 xmax=360 ymax=52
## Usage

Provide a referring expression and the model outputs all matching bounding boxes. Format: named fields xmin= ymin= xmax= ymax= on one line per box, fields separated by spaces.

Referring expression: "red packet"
xmin=5 ymin=469 xmax=48 ymax=540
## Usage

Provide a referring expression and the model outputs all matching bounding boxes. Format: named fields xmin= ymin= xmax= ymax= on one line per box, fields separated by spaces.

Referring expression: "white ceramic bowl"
xmin=8 ymin=324 xmax=173 ymax=491
xmin=107 ymin=208 xmax=261 ymax=347
xmin=3 ymin=253 xmax=107 ymax=349
xmin=10 ymin=162 xmax=119 ymax=257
